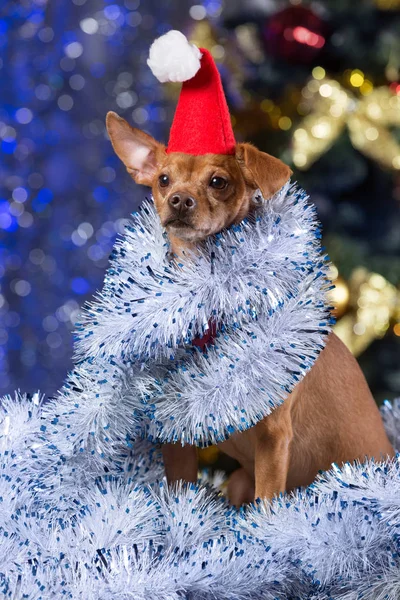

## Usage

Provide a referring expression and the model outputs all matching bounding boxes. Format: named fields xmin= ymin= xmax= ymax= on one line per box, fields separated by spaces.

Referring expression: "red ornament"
xmin=263 ymin=6 xmax=327 ymax=64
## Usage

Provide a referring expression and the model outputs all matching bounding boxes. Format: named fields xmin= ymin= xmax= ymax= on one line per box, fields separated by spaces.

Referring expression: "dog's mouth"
xmin=164 ymin=218 xmax=194 ymax=230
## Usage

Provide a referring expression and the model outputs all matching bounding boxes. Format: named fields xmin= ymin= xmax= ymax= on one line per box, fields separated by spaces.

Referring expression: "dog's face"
xmin=106 ymin=112 xmax=291 ymax=246
xmin=145 ymin=151 xmax=249 ymax=242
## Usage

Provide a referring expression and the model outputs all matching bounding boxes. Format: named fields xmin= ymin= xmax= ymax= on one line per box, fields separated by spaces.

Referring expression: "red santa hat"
xmin=147 ymin=30 xmax=236 ymax=156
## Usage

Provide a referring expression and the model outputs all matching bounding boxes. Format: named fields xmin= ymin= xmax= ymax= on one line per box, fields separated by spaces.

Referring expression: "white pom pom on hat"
xmin=147 ymin=30 xmax=236 ymax=156
xmin=147 ymin=30 xmax=202 ymax=83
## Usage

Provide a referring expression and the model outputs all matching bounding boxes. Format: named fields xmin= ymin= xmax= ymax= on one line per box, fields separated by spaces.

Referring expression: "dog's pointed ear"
xmin=236 ymin=143 xmax=292 ymax=199
xmin=106 ymin=111 xmax=166 ymax=186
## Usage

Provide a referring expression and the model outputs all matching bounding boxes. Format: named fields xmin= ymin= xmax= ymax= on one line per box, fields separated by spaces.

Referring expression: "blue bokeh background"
xmin=0 ymin=0 xmax=197 ymax=396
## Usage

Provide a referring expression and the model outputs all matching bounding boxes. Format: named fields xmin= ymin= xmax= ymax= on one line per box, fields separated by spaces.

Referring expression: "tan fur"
xmin=236 ymin=142 xmax=292 ymax=201
xmin=106 ymin=112 xmax=395 ymax=506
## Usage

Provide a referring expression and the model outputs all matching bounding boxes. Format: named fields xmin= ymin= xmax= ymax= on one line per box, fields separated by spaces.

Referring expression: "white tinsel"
xmin=69 ymin=183 xmax=332 ymax=446
xmin=0 ymin=391 xmax=399 ymax=598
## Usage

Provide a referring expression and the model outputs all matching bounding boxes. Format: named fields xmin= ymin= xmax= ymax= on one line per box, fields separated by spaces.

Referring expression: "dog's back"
xmin=286 ymin=332 xmax=394 ymax=490
xmin=222 ymin=332 xmax=394 ymax=501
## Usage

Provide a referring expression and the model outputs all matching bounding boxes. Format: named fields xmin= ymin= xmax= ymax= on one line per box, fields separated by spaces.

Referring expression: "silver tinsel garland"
xmin=0 ymin=392 xmax=399 ymax=598
xmin=1 ymin=183 xmax=399 ymax=598
xmin=64 ymin=183 xmax=332 ymax=449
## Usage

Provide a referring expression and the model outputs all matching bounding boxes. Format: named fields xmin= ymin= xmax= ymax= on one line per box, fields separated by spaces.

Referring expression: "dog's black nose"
xmin=168 ymin=193 xmax=196 ymax=213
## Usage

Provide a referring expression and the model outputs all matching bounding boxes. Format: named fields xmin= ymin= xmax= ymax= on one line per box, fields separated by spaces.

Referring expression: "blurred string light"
xmin=285 ymin=25 xmax=325 ymax=49
xmin=0 ymin=0 xmax=194 ymax=395
xmin=292 ymin=70 xmax=400 ymax=170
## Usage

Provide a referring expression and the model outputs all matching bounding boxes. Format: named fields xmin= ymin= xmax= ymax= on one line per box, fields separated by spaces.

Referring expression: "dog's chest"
xmin=217 ymin=429 xmax=256 ymax=472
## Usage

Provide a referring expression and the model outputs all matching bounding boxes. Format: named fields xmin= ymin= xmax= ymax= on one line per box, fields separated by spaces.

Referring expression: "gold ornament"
xmin=292 ymin=75 xmax=400 ymax=170
xmin=198 ymin=445 xmax=220 ymax=465
xmin=329 ymin=274 xmax=350 ymax=320
xmin=333 ymin=268 xmax=400 ymax=357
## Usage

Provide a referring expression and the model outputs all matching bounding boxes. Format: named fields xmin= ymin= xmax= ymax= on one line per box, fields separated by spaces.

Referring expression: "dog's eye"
xmin=210 ymin=176 xmax=227 ymax=190
xmin=159 ymin=174 xmax=170 ymax=187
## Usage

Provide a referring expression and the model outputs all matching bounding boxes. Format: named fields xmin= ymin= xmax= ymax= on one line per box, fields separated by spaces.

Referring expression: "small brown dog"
xmin=106 ymin=111 xmax=394 ymax=506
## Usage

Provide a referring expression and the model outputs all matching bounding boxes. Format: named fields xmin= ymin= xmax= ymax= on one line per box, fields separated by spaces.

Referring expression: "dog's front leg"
xmin=253 ymin=402 xmax=293 ymax=501
xmin=162 ymin=443 xmax=198 ymax=485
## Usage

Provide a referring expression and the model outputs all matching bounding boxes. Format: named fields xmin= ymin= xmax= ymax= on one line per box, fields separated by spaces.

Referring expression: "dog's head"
xmin=106 ymin=111 xmax=291 ymax=248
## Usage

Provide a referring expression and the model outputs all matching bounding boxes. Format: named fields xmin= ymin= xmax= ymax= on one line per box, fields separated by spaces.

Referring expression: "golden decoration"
xmin=333 ymin=268 xmax=400 ymax=357
xmin=329 ymin=272 xmax=350 ymax=320
xmin=198 ymin=445 xmax=220 ymax=465
xmin=374 ymin=0 xmax=400 ymax=9
xmin=292 ymin=75 xmax=400 ymax=170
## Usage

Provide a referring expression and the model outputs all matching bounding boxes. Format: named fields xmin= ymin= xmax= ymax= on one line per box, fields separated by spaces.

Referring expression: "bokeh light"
xmin=1 ymin=0 xmax=193 ymax=396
